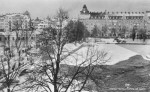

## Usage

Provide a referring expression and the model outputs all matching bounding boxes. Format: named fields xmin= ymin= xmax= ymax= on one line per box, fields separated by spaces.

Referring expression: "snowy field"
xmin=0 ymin=42 xmax=149 ymax=66
xmin=62 ymin=43 xmax=140 ymax=65
xmin=118 ymin=44 xmax=150 ymax=60
xmin=0 ymin=41 xmax=149 ymax=65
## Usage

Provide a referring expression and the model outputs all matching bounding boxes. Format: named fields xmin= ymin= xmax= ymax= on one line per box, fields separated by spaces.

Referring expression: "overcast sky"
xmin=1 ymin=0 xmax=150 ymax=19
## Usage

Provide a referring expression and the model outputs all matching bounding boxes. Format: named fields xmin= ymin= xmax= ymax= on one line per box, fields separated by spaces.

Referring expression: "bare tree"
xmin=0 ymin=16 xmax=35 ymax=92
xmin=21 ymin=8 xmax=110 ymax=92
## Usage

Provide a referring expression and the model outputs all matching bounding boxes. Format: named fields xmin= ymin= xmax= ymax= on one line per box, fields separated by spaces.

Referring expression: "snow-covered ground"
xmin=118 ymin=44 xmax=150 ymax=60
xmin=0 ymin=42 xmax=149 ymax=66
xmin=62 ymin=43 xmax=140 ymax=65
xmin=100 ymin=38 xmax=117 ymax=44
xmin=0 ymin=42 xmax=150 ymax=92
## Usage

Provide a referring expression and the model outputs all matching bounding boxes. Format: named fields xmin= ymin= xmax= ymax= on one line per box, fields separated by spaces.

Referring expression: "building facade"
xmin=0 ymin=11 xmax=33 ymax=47
xmin=0 ymin=15 xmax=5 ymax=31
xmin=0 ymin=11 xmax=31 ymax=31
xmin=32 ymin=16 xmax=51 ymax=29
xmin=79 ymin=4 xmax=150 ymax=38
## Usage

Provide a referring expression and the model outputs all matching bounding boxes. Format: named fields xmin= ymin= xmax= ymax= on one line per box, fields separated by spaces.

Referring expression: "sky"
xmin=1 ymin=0 xmax=150 ymax=19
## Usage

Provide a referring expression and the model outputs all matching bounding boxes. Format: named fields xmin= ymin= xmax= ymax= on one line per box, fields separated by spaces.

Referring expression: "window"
xmin=0 ymin=37 xmax=1 ymax=41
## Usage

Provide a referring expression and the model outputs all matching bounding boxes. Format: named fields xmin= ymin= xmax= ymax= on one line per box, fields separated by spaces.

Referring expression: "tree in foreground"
xmin=21 ymin=8 xmax=109 ymax=92
xmin=0 ymin=17 xmax=34 ymax=92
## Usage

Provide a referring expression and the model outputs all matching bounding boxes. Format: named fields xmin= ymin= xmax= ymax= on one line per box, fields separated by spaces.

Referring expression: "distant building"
xmin=0 ymin=15 xmax=5 ymax=30
xmin=45 ymin=17 xmax=69 ymax=29
xmin=0 ymin=11 xmax=33 ymax=47
xmin=32 ymin=16 xmax=52 ymax=29
xmin=32 ymin=17 xmax=42 ymax=29
xmin=79 ymin=4 xmax=150 ymax=38
xmin=37 ymin=20 xmax=50 ymax=29
xmin=0 ymin=11 xmax=31 ymax=31
xmin=55 ymin=19 xmax=69 ymax=29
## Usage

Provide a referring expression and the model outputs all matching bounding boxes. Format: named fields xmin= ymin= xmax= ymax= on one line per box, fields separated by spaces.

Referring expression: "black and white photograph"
xmin=0 ymin=0 xmax=150 ymax=92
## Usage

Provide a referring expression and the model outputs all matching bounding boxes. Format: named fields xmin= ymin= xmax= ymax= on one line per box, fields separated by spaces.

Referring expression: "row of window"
xmin=90 ymin=16 xmax=105 ymax=19
xmin=90 ymin=16 xmax=144 ymax=20
xmin=107 ymin=12 xmax=145 ymax=14
xmin=83 ymin=20 xmax=143 ymax=25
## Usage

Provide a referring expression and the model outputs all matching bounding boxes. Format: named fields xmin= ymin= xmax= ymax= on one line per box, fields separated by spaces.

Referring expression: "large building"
xmin=79 ymin=4 xmax=150 ymax=38
xmin=32 ymin=16 xmax=69 ymax=30
xmin=0 ymin=11 xmax=34 ymax=47
xmin=0 ymin=11 xmax=31 ymax=31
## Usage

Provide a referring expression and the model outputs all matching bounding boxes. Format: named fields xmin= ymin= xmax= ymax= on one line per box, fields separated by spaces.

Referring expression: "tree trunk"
xmin=54 ymin=53 xmax=60 ymax=92
xmin=54 ymin=84 xmax=58 ymax=92
xmin=7 ymin=87 xmax=10 ymax=92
